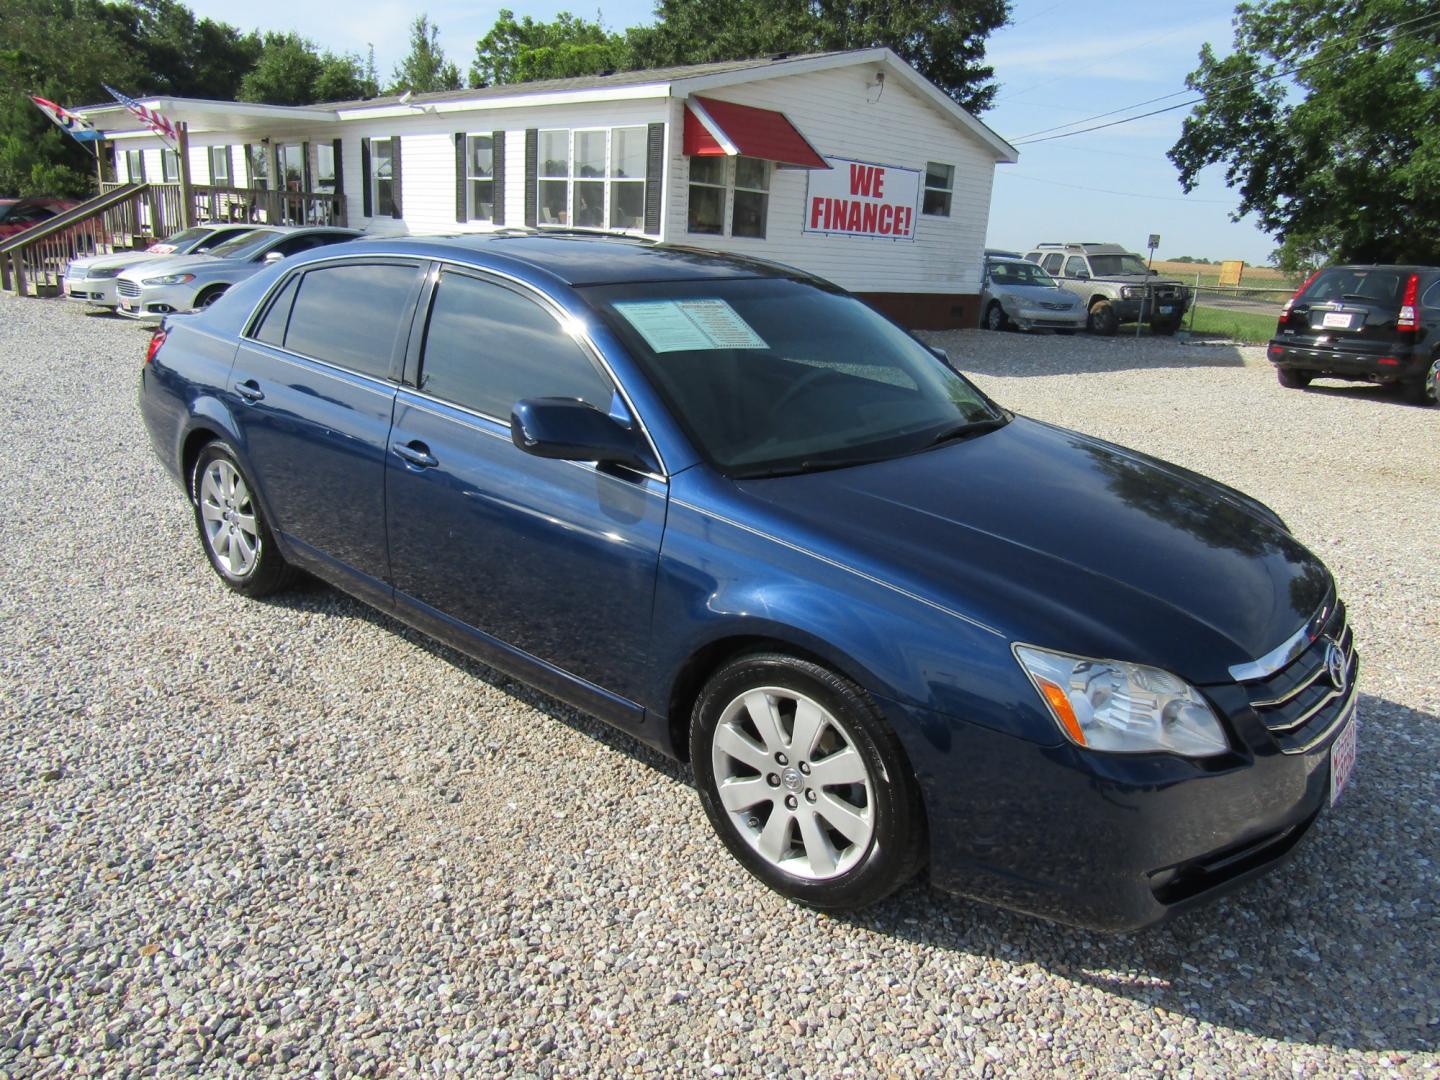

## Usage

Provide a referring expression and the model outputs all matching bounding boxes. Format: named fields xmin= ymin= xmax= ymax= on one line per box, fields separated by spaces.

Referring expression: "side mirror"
xmin=263 ymin=250 xmax=285 ymax=264
xmin=511 ymin=398 xmax=655 ymax=472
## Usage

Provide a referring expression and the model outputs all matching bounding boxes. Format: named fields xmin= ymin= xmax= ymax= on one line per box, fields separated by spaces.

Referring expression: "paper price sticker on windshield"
xmin=615 ymin=299 xmax=768 ymax=353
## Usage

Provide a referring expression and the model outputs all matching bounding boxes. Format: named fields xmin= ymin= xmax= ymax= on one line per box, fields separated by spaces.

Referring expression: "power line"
xmin=1008 ymin=6 xmax=1440 ymax=145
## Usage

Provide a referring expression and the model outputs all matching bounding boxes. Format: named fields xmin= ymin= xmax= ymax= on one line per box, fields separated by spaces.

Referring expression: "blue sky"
xmin=180 ymin=0 xmax=1275 ymax=263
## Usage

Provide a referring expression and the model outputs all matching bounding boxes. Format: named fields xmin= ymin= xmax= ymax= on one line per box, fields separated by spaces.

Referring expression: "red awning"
xmin=683 ymin=96 xmax=828 ymax=169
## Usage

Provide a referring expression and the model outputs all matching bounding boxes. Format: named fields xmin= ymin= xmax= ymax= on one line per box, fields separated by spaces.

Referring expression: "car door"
xmin=229 ymin=257 xmax=425 ymax=606
xmin=385 ymin=265 xmax=667 ymax=713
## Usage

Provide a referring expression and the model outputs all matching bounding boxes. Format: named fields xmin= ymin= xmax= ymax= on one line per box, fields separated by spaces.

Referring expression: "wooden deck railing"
xmin=3 ymin=181 xmax=348 ymax=297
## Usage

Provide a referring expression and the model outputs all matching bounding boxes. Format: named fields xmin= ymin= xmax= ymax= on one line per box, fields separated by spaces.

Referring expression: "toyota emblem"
xmin=1324 ymin=639 xmax=1348 ymax=693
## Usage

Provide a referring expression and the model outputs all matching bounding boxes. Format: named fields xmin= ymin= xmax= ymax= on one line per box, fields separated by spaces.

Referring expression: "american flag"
xmin=30 ymin=96 xmax=105 ymax=142
xmin=103 ymin=84 xmax=177 ymax=145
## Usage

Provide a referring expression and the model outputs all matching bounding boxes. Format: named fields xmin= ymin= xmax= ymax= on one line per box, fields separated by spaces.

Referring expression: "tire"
xmin=196 ymin=286 xmax=228 ymax=310
xmin=1087 ymin=300 xmax=1118 ymax=336
xmin=983 ymin=302 xmax=1009 ymax=332
xmin=190 ymin=442 xmax=296 ymax=597
xmin=1276 ymin=367 xmax=1312 ymax=389
xmin=690 ymin=652 xmax=926 ymax=911
xmin=1401 ymin=358 xmax=1439 ymax=406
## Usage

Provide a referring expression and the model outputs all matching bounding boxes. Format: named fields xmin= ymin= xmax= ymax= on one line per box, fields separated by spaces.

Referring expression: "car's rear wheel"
xmin=1276 ymin=367 xmax=1312 ymax=389
xmin=191 ymin=442 xmax=295 ymax=596
xmin=983 ymin=302 xmax=1009 ymax=332
xmin=690 ymin=652 xmax=925 ymax=911
xmin=1401 ymin=358 xmax=1439 ymax=406
xmin=1087 ymin=301 xmax=1118 ymax=336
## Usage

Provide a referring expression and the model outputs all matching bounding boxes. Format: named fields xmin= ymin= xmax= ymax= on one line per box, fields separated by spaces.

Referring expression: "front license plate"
xmin=121 ymin=301 xmax=137 ymax=312
xmin=1159 ymin=305 xmax=1174 ymax=314
xmin=1321 ymin=312 xmax=1353 ymax=329
xmin=1329 ymin=713 xmax=1358 ymax=806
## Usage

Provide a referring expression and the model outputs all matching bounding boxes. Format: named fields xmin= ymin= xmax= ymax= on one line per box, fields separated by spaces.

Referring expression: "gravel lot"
xmin=1 ymin=295 xmax=1437 ymax=1078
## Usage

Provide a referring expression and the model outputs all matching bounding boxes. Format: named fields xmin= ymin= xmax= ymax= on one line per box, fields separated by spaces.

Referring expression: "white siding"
xmin=663 ymin=67 xmax=997 ymax=295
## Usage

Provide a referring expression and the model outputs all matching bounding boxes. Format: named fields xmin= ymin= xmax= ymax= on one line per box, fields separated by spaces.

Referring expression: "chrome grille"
xmin=1238 ymin=601 xmax=1358 ymax=754
xmin=117 ymin=280 xmax=140 ymax=298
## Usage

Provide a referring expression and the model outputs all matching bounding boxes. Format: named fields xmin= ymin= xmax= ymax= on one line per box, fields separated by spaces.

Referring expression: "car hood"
xmin=70 ymin=250 xmax=166 ymax=273
xmin=996 ymin=284 xmax=1078 ymax=304
xmin=119 ymin=253 xmax=222 ymax=279
xmin=733 ymin=417 xmax=1329 ymax=684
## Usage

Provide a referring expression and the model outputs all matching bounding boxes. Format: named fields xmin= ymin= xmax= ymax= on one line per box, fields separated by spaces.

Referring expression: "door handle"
xmin=233 ymin=380 xmax=264 ymax=402
xmin=393 ymin=441 xmax=438 ymax=468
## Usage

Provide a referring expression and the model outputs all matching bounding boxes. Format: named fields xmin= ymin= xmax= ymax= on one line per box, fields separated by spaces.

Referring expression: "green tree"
xmin=239 ymin=32 xmax=324 ymax=105
xmin=391 ymin=15 xmax=462 ymax=94
xmin=470 ymin=10 xmax=628 ymax=86
xmin=314 ymin=51 xmax=378 ymax=102
xmin=629 ymin=0 xmax=1008 ymax=113
xmin=1169 ymin=0 xmax=1440 ymax=265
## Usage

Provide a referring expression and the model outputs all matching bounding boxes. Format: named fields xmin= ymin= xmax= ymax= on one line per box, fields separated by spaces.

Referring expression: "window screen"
xmin=283 ymin=263 xmax=419 ymax=378
xmin=419 ymin=271 xmax=612 ymax=419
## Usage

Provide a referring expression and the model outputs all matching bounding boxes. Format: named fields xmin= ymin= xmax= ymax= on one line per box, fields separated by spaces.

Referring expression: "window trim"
xmin=534 ymin=126 xmax=649 ymax=233
xmin=161 ymin=149 xmax=180 ymax=183
xmin=208 ymin=146 xmax=232 ymax=185
xmin=685 ymin=156 xmax=771 ymax=240
xmin=400 ymin=258 xmax=668 ymax=479
xmin=369 ymin=137 xmax=396 ymax=218
xmin=922 ymin=161 xmax=954 ymax=218
xmin=240 ymin=255 xmax=427 ymax=384
xmin=464 ymin=133 xmax=496 ymax=223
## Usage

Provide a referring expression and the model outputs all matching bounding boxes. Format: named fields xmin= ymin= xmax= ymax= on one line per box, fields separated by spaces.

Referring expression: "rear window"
xmin=1300 ymin=268 xmax=1406 ymax=306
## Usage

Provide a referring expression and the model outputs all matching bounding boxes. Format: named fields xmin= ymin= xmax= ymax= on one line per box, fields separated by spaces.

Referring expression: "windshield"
xmin=1088 ymin=254 xmax=1151 ymax=276
xmin=208 ymin=229 xmax=282 ymax=259
xmin=989 ymin=260 xmax=1058 ymax=287
xmin=158 ymin=226 xmax=220 ymax=252
xmin=585 ymin=277 xmax=1004 ymax=476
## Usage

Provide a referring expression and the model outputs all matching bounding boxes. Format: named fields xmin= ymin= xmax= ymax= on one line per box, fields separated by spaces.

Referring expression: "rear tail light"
xmin=1397 ymin=273 xmax=1419 ymax=332
xmin=144 ymin=328 xmax=167 ymax=365
xmin=1267 ymin=344 xmax=1284 ymax=358
xmin=1282 ymin=268 xmax=1322 ymax=315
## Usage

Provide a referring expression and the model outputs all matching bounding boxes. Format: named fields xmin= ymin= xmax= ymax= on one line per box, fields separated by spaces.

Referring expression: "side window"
xmin=271 ymin=234 xmax=330 ymax=258
xmin=1023 ymin=253 xmax=1040 ymax=264
xmin=419 ymin=271 xmax=613 ymax=419
xmin=922 ymin=162 xmax=954 ymax=216
xmin=251 ymin=274 xmax=300 ymax=347
xmin=1422 ymin=279 xmax=1440 ymax=310
xmin=1041 ymin=253 xmax=1063 ymax=275
xmin=1065 ymin=256 xmax=1089 ymax=277
xmin=283 ymin=263 xmax=420 ymax=378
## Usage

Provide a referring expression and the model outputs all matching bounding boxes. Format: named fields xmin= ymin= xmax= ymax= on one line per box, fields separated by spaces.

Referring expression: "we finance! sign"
xmin=804 ymin=157 xmax=921 ymax=242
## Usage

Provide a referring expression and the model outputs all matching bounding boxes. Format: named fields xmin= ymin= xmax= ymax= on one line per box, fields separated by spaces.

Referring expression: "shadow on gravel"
xmin=257 ymin=576 xmax=689 ymax=787
xmin=840 ymin=689 xmax=1438 ymax=1056
xmin=255 ymin=580 xmax=1438 ymax=1055
xmin=921 ymin=330 xmax=1251 ymax=378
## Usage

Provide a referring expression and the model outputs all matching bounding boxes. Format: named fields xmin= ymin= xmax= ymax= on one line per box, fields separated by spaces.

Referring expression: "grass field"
xmin=1186 ymin=304 xmax=1279 ymax=344
xmin=1153 ymin=260 xmax=1301 ymax=294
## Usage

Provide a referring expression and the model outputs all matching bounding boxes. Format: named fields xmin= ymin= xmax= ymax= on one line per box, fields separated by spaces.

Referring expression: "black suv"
xmin=1268 ymin=265 xmax=1439 ymax=405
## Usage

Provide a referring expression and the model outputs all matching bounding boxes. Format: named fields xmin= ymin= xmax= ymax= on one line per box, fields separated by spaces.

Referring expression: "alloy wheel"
xmin=198 ymin=458 xmax=260 ymax=576
xmin=710 ymin=687 xmax=876 ymax=880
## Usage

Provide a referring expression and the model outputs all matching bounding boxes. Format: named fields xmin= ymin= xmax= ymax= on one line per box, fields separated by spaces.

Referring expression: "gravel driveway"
xmin=1 ymin=296 xmax=1436 ymax=1078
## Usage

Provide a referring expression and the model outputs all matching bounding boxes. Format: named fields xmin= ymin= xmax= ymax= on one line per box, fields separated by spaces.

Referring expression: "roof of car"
xmin=316 ymin=233 xmax=817 ymax=287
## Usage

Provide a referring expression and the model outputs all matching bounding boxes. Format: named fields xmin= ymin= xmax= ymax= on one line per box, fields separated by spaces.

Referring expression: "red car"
xmin=0 ymin=196 xmax=81 ymax=240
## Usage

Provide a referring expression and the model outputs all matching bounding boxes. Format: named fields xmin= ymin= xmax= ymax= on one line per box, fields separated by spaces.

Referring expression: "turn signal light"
xmin=1397 ymin=273 xmax=1419 ymax=332
xmin=144 ymin=328 xmax=167 ymax=365
xmin=1036 ymin=678 xmax=1087 ymax=746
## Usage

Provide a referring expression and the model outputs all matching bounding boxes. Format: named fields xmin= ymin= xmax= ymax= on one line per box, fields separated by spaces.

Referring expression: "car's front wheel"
xmin=196 ymin=285 xmax=228 ymax=310
xmin=1400 ymin=358 xmax=1438 ymax=406
xmin=1276 ymin=367 xmax=1312 ymax=389
xmin=983 ymin=302 xmax=1009 ymax=332
xmin=690 ymin=652 xmax=926 ymax=910
xmin=191 ymin=442 xmax=295 ymax=596
xmin=1088 ymin=300 xmax=1118 ymax=335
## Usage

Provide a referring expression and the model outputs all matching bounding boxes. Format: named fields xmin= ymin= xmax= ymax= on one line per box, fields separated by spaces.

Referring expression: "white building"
xmin=80 ymin=49 xmax=1017 ymax=328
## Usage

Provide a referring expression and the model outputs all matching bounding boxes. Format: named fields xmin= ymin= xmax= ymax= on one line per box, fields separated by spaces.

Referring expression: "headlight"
xmin=1014 ymin=645 xmax=1228 ymax=757
xmin=141 ymin=273 xmax=196 ymax=286
xmin=1121 ymin=287 xmax=1139 ymax=299
xmin=88 ymin=267 xmax=123 ymax=279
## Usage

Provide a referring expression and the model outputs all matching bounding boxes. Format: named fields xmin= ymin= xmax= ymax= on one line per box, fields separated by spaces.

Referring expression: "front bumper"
xmin=64 ymin=276 xmax=120 ymax=307
xmin=1268 ymin=339 xmax=1424 ymax=384
xmin=889 ymin=618 xmax=1359 ymax=933
xmin=116 ymin=283 xmax=191 ymax=323
xmin=1010 ymin=306 xmax=1086 ymax=332
xmin=1112 ymin=294 xmax=1190 ymax=323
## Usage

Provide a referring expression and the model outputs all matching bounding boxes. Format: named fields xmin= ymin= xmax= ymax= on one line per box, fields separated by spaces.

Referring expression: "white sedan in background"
xmin=64 ymin=224 xmax=259 ymax=310
xmin=115 ymin=226 xmax=360 ymax=323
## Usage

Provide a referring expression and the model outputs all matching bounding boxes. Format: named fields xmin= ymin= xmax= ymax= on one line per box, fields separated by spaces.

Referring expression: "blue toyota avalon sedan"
xmin=139 ymin=235 xmax=1359 ymax=931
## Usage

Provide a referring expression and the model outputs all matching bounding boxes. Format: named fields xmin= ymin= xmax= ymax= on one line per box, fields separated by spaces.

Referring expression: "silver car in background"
xmin=64 ymin=224 xmax=259 ymax=310
xmin=981 ymin=256 xmax=1086 ymax=333
xmin=115 ymin=226 xmax=361 ymax=322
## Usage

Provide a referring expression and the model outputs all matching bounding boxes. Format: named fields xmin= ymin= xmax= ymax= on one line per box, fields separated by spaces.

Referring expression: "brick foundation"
xmin=855 ymin=292 xmax=980 ymax=331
